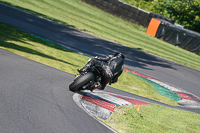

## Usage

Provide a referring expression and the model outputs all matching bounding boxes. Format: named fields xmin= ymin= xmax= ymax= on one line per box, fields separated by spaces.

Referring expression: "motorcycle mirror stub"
xmin=88 ymin=58 xmax=92 ymax=62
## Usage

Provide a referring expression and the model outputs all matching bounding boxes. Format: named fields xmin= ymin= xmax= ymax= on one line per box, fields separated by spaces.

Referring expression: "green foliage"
xmin=153 ymin=0 xmax=200 ymax=32
xmin=121 ymin=0 xmax=155 ymax=12
xmin=123 ymin=0 xmax=200 ymax=32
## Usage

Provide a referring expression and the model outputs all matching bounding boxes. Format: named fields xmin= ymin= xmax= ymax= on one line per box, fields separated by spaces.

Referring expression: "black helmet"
xmin=114 ymin=52 xmax=125 ymax=60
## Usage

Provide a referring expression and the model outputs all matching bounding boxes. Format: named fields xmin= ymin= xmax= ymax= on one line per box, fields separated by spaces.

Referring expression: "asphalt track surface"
xmin=0 ymin=3 xmax=200 ymax=132
xmin=0 ymin=49 xmax=116 ymax=133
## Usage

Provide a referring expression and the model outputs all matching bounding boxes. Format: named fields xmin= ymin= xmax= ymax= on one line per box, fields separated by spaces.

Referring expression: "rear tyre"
xmin=69 ymin=72 xmax=95 ymax=92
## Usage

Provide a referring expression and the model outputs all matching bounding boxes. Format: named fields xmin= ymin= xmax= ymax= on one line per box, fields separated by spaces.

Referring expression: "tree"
xmin=153 ymin=0 xmax=200 ymax=32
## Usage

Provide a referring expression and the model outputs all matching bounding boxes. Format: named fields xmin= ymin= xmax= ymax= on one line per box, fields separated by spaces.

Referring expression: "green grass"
xmin=101 ymin=104 xmax=200 ymax=133
xmin=1 ymin=0 xmax=200 ymax=70
xmin=112 ymin=72 xmax=179 ymax=104
xmin=0 ymin=23 xmax=89 ymax=74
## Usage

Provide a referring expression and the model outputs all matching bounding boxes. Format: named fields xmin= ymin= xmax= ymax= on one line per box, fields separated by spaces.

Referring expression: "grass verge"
xmin=101 ymin=104 xmax=200 ymax=133
xmin=1 ymin=0 xmax=200 ymax=70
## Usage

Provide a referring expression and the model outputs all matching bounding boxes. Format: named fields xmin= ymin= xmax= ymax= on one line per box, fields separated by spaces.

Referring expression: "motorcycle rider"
xmin=78 ymin=52 xmax=125 ymax=91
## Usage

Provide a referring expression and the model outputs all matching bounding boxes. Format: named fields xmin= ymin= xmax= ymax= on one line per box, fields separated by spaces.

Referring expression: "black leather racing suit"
xmin=82 ymin=55 xmax=124 ymax=90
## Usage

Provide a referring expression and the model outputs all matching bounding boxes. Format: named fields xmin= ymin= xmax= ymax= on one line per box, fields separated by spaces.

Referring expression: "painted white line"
xmin=81 ymin=100 xmax=113 ymax=119
xmin=150 ymin=79 xmax=187 ymax=92
xmin=178 ymin=99 xmax=200 ymax=108
xmin=85 ymin=91 xmax=133 ymax=106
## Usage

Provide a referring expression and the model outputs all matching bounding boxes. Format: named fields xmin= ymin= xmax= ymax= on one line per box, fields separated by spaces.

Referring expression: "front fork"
xmin=82 ymin=81 xmax=94 ymax=90
xmin=82 ymin=80 xmax=100 ymax=91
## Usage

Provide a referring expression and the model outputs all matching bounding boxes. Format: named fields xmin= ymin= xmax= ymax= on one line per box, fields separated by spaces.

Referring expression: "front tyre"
xmin=69 ymin=72 xmax=95 ymax=92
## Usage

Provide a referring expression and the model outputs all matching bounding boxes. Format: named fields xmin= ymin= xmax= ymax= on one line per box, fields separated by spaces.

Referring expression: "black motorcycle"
xmin=69 ymin=65 xmax=102 ymax=92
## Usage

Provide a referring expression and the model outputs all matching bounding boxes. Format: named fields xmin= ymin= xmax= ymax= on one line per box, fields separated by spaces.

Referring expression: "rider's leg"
xmin=99 ymin=74 xmax=109 ymax=90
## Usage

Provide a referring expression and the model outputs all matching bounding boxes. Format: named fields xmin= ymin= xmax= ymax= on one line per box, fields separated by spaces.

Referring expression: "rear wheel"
xmin=69 ymin=72 xmax=95 ymax=92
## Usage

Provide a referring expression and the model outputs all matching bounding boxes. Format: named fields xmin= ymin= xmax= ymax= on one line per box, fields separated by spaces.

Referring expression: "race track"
xmin=0 ymin=3 xmax=200 ymax=133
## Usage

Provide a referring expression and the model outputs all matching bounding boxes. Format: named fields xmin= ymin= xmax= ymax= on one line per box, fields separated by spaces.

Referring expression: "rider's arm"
xmin=94 ymin=55 xmax=112 ymax=61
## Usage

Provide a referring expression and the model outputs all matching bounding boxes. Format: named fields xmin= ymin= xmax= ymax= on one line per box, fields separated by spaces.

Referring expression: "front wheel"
xmin=69 ymin=72 xmax=95 ymax=92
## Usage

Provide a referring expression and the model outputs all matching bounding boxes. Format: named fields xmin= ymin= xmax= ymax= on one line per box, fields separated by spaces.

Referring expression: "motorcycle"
xmin=69 ymin=64 xmax=102 ymax=92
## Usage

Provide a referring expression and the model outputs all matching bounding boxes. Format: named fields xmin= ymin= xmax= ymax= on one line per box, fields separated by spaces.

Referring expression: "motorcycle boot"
xmin=97 ymin=84 xmax=103 ymax=90
xmin=90 ymin=82 xmax=103 ymax=92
